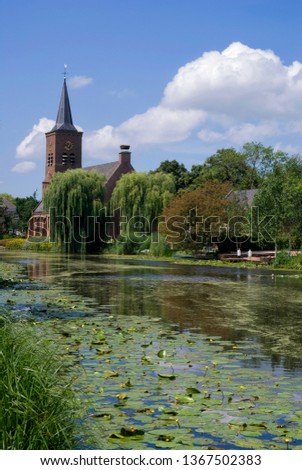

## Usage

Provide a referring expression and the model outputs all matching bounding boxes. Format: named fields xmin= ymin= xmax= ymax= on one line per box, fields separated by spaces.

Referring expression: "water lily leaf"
xmin=116 ymin=392 xmax=128 ymax=401
xmin=176 ymin=395 xmax=195 ymax=404
xmin=96 ymin=348 xmax=112 ymax=355
xmin=157 ymin=349 xmax=167 ymax=358
xmin=120 ymin=427 xmax=145 ymax=437
xmin=137 ymin=407 xmax=155 ymax=414
xmin=103 ymin=370 xmax=119 ymax=378
xmin=124 ymin=379 xmax=133 ymax=387
xmin=250 ymin=423 xmax=267 ymax=429
xmin=158 ymin=373 xmax=176 ymax=380
xmin=109 ymin=433 xmax=125 ymax=439
xmin=157 ymin=434 xmax=175 ymax=442
xmin=92 ymin=413 xmax=113 ymax=420
xmin=154 ymin=441 xmax=177 ymax=449
xmin=141 ymin=355 xmax=153 ymax=363
xmin=186 ymin=387 xmax=201 ymax=395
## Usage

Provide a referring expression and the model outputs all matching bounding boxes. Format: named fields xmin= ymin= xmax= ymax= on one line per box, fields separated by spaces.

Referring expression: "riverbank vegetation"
xmin=109 ymin=142 xmax=302 ymax=256
xmin=0 ymin=238 xmax=55 ymax=251
xmin=0 ymin=315 xmax=77 ymax=449
xmin=3 ymin=141 xmax=302 ymax=257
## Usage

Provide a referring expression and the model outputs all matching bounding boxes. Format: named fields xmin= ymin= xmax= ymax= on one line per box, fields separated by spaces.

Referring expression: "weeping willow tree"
xmin=43 ymin=169 xmax=106 ymax=253
xmin=110 ymin=171 xmax=175 ymax=234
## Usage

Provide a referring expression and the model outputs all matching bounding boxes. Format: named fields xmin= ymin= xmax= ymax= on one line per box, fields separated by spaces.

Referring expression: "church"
xmin=28 ymin=77 xmax=134 ymax=237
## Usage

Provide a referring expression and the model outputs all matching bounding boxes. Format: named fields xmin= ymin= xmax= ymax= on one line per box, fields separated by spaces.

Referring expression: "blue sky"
xmin=2 ymin=0 xmax=302 ymax=198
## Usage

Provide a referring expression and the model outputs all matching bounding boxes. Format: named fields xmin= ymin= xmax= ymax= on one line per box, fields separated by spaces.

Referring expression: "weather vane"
xmin=63 ymin=64 xmax=68 ymax=79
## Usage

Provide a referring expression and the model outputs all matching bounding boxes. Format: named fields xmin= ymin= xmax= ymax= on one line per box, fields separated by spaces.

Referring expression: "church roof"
xmin=32 ymin=201 xmax=44 ymax=214
xmin=33 ymin=161 xmax=122 ymax=214
xmin=0 ymin=198 xmax=17 ymax=213
xmin=50 ymin=78 xmax=78 ymax=132
xmin=84 ymin=161 xmax=121 ymax=180
xmin=226 ymin=188 xmax=258 ymax=206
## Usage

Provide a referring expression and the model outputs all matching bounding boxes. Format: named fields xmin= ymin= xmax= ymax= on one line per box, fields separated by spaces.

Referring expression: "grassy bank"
xmin=101 ymin=251 xmax=302 ymax=271
xmin=0 ymin=315 xmax=77 ymax=449
xmin=0 ymin=238 xmax=55 ymax=252
xmin=99 ymin=253 xmax=268 ymax=269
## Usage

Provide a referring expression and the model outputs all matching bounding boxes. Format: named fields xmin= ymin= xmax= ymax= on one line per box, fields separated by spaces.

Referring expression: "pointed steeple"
xmin=51 ymin=77 xmax=78 ymax=132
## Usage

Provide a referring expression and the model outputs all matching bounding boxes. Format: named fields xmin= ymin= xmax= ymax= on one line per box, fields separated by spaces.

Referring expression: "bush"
xmin=2 ymin=238 xmax=56 ymax=252
xmin=149 ymin=234 xmax=173 ymax=257
xmin=25 ymin=241 xmax=55 ymax=252
xmin=108 ymin=232 xmax=150 ymax=255
xmin=0 ymin=317 xmax=77 ymax=449
xmin=3 ymin=238 xmax=26 ymax=250
xmin=271 ymin=251 xmax=302 ymax=269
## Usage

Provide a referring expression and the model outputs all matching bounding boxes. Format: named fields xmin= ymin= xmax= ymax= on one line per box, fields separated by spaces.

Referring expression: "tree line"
xmin=0 ymin=192 xmax=39 ymax=236
xmin=109 ymin=141 xmax=302 ymax=254
xmin=3 ymin=141 xmax=302 ymax=254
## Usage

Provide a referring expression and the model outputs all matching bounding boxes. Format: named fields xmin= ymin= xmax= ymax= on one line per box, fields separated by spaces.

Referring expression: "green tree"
xmin=252 ymin=155 xmax=302 ymax=252
xmin=187 ymin=164 xmax=204 ymax=190
xmin=187 ymin=143 xmax=289 ymax=191
xmin=0 ymin=193 xmax=15 ymax=204
xmin=15 ymin=191 xmax=39 ymax=232
xmin=111 ymin=171 xmax=175 ymax=234
xmin=151 ymin=160 xmax=189 ymax=192
xmin=198 ymin=148 xmax=253 ymax=189
xmin=43 ymin=170 xmax=105 ymax=253
xmin=0 ymin=198 xmax=12 ymax=235
xmin=242 ymin=142 xmax=288 ymax=187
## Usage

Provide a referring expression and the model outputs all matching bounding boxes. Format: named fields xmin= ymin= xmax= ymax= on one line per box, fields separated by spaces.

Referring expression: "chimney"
xmin=119 ymin=145 xmax=131 ymax=165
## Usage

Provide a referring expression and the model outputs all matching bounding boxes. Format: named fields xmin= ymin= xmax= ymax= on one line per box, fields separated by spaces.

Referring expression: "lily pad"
xmin=158 ymin=373 xmax=176 ymax=380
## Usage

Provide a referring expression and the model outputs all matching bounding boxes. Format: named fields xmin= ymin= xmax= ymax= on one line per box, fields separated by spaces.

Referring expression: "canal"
xmin=1 ymin=252 xmax=302 ymax=449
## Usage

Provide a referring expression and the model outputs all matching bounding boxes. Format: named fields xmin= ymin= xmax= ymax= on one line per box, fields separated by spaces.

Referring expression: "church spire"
xmin=51 ymin=75 xmax=78 ymax=132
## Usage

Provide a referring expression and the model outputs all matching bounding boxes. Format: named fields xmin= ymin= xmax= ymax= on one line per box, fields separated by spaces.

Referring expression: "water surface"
xmin=2 ymin=252 xmax=302 ymax=449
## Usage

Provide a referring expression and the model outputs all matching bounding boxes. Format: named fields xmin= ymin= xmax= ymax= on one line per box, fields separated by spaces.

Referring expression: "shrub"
xmin=149 ymin=234 xmax=173 ymax=257
xmin=2 ymin=238 xmax=57 ymax=252
xmin=4 ymin=238 xmax=26 ymax=250
xmin=0 ymin=317 xmax=77 ymax=449
xmin=271 ymin=251 xmax=302 ymax=269
xmin=109 ymin=232 xmax=150 ymax=255
xmin=25 ymin=241 xmax=55 ymax=252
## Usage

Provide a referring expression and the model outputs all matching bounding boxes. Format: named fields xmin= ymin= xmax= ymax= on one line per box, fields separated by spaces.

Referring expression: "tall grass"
xmin=271 ymin=251 xmax=302 ymax=269
xmin=0 ymin=317 xmax=77 ymax=449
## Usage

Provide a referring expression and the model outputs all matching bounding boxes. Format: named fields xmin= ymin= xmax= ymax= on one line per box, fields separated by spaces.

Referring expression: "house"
xmin=28 ymin=77 xmax=134 ymax=238
xmin=0 ymin=198 xmax=19 ymax=233
xmin=226 ymin=188 xmax=258 ymax=207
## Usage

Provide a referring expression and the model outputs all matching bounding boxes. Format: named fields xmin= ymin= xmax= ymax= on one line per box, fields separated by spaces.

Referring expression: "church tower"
xmin=42 ymin=76 xmax=82 ymax=194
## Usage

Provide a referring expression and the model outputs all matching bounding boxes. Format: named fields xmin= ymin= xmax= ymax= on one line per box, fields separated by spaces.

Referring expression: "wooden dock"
xmin=219 ymin=252 xmax=275 ymax=264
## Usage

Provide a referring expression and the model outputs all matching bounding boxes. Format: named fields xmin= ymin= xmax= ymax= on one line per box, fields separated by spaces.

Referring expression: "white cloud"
xmin=84 ymin=107 xmax=206 ymax=158
xmin=16 ymin=42 xmax=302 ymax=163
xmin=68 ymin=75 xmax=93 ymax=89
xmin=16 ymin=118 xmax=54 ymax=159
xmin=84 ymin=42 xmax=302 ymax=158
xmin=162 ymin=42 xmax=302 ymax=120
xmin=84 ymin=125 xmax=121 ymax=159
xmin=12 ymin=161 xmax=37 ymax=173
xmin=198 ymin=121 xmax=280 ymax=145
xmin=274 ymin=142 xmax=300 ymax=155
xmin=16 ymin=118 xmax=83 ymax=160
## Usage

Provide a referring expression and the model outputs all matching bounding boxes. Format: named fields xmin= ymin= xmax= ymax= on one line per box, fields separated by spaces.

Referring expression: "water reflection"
xmin=4 ymin=252 xmax=302 ymax=371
